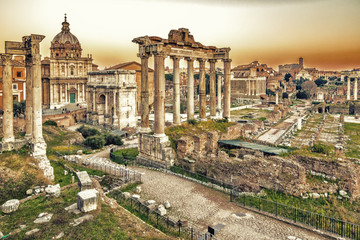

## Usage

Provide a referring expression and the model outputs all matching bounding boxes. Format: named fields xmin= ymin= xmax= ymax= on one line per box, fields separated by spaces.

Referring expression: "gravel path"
xmin=132 ymin=166 xmax=329 ymax=240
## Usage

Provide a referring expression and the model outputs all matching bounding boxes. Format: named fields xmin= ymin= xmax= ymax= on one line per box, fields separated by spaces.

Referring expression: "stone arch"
xmin=97 ymin=94 xmax=106 ymax=115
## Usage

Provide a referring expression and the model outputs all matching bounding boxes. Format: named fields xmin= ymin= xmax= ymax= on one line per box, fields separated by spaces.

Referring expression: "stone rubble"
xmin=25 ymin=228 xmax=40 ymax=236
xmin=77 ymin=189 xmax=99 ymax=213
xmin=70 ymin=214 xmax=94 ymax=227
xmin=34 ymin=212 xmax=53 ymax=224
xmin=164 ymin=200 xmax=171 ymax=209
xmin=45 ymin=184 xmax=61 ymax=197
xmin=1 ymin=199 xmax=20 ymax=213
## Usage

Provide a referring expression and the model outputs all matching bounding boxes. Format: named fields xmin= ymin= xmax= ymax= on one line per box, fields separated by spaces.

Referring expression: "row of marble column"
xmin=347 ymin=78 xmax=358 ymax=101
xmin=140 ymin=53 xmax=231 ymax=136
xmin=50 ymin=82 xmax=86 ymax=105
xmin=1 ymin=52 xmax=44 ymax=150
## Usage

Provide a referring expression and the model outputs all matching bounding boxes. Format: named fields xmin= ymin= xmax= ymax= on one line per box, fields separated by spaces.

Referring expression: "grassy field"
xmin=0 ymin=186 xmax=170 ymax=240
xmin=231 ymin=108 xmax=270 ymax=121
xmin=344 ymin=122 xmax=360 ymax=159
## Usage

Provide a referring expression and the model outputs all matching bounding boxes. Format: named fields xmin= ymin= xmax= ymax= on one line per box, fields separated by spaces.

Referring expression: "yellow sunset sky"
xmin=0 ymin=0 xmax=359 ymax=71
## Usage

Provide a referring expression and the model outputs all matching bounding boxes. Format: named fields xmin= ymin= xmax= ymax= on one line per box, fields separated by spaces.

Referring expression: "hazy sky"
xmin=0 ymin=0 xmax=359 ymax=71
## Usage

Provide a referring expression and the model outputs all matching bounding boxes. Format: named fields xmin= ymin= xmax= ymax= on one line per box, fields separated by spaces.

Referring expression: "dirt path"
xmin=132 ymin=166 xmax=329 ymax=240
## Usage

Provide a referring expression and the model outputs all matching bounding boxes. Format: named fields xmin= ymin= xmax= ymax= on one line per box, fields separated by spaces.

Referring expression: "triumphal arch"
xmin=133 ymin=28 xmax=231 ymax=168
xmin=1 ymin=34 xmax=54 ymax=179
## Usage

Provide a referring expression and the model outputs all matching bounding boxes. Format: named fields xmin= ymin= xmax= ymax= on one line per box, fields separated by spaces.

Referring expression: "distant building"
xmin=42 ymin=16 xmax=94 ymax=109
xmin=0 ymin=55 xmax=26 ymax=110
xmin=86 ymin=69 xmax=137 ymax=129
xmin=278 ymin=57 xmax=304 ymax=78
xmin=296 ymin=69 xmax=313 ymax=81
xmin=106 ymin=61 xmax=154 ymax=114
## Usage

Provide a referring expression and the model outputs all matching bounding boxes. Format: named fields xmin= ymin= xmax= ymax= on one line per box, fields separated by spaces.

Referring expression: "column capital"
xmin=139 ymin=53 xmax=150 ymax=59
xmin=0 ymin=54 xmax=13 ymax=66
xmin=185 ymin=57 xmax=194 ymax=63
xmin=223 ymin=58 xmax=232 ymax=63
xmin=209 ymin=59 xmax=217 ymax=64
xmin=153 ymin=51 xmax=167 ymax=58
xmin=197 ymin=58 xmax=207 ymax=63
xmin=170 ymin=55 xmax=181 ymax=61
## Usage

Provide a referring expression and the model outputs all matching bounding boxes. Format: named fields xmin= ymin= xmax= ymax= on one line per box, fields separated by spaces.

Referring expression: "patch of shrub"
xmin=187 ymin=119 xmax=198 ymax=125
xmin=84 ymin=135 xmax=106 ymax=149
xmin=77 ymin=125 xmax=101 ymax=138
xmin=43 ymin=120 xmax=58 ymax=127
xmin=105 ymin=134 xmax=123 ymax=146
xmin=310 ymin=143 xmax=332 ymax=155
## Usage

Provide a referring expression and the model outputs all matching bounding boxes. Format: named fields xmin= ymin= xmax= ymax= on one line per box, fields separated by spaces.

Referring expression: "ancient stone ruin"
xmin=133 ymin=28 xmax=232 ymax=168
xmin=1 ymin=35 xmax=54 ymax=180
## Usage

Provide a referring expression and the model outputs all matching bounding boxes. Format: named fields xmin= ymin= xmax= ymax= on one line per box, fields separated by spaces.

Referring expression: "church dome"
xmin=50 ymin=15 xmax=82 ymax=58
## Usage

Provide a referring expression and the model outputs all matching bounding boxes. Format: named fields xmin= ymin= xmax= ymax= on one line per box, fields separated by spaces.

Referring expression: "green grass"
xmin=111 ymin=148 xmax=139 ymax=165
xmin=120 ymin=182 xmax=141 ymax=193
xmin=344 ymin=122 xmax=360 ymax=159
xmin=0 ymin=187 xmax=167 ymax=240
xmin=50 ymin=159 xmax=74 ymax=187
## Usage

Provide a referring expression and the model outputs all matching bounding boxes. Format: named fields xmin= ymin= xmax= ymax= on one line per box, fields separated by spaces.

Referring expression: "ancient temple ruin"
xmin=133 ymin=28 xmax=231 ymax=168
xmin=1 ymin=34 xmax=54 ymax=180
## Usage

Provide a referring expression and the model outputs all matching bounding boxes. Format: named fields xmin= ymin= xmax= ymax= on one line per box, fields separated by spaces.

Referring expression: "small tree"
xmin=84 ymin=135 xmax=106 ymax=149
xmin=284 ymin=73 xmax=292 ymax=82
xmin=282 ymin=92 xmax=289 ymax=99
xmin=314 ymin=78 xmax=327 ymax=87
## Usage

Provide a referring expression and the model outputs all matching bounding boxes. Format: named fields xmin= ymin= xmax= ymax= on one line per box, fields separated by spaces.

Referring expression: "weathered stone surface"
xmin=156 ymin=204 xmax=166 ymax=216
xmin=311 ymin=193 xmax=320 ymax=199
xmin=146 ymin=200 xmax=156 ymax=206
xmin=77 ymin=189 xmax=99 ymax=212
xmin=25 ymin=228 xmax=40 ymax=236
xmin=70 ymin=214 xmax=94 ymax=227
xmin=76 ymin=171 xmax=92 ymax=191
xmin=122 ymin=192 xmax=131 ymax=199
xmin=164 ymin=200 xmax=171 ymax=209
xmin=135 ymin=186 xmax=142 ymax=194
xmin=55 ymin=231 xmax=65 ymax=239
xmin=26 ymin=189 xmax=33 ymax=195
xmin=34 ymin=212 xmax=53 ymax=224
xmin=1 ymin=199 xmax=20 ymax=213
xmin=339 ymin=190 xmax=347 ymax=196
xmin=45 ymin=184 xmax=61 ymax=197
xmin=0 ymin=231 xmax=3 ymax=238
xmin=132 ymin=194 xmax=140 ymax=200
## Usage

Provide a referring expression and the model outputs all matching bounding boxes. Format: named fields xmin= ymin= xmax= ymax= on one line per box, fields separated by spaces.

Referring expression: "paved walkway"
xmin=131 ymin=166 xmax=328 ymax=240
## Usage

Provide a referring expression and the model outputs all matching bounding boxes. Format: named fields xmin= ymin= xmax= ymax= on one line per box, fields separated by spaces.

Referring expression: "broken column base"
xmin=136 ymin=133 xmax=175 ymax=169
xmin=0 ymin=139 xmax=27 ymax=152
xmin=31 ymin=139 xmax=54 ymax=181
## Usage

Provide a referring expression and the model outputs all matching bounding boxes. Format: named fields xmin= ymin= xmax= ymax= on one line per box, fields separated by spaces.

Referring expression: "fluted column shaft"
xmin=223 ymin=59 xmax=231 ymax=119
xmin=354 ymin=79 xmax=358 ymax=100
xmin=105 ymin=91 xmax=109 ymax=115
xmin=92 ymin=88 xmax=96 ymax=112
xmin=186 ymin=58 xmax=194 ymax=120
xmin=217 ymin=74 xmax=222 ymax=111
xmin=140 ymin=55 xmax=150 ymax=131
xmin=154 ymin=52 xmax=166 ymax=136
xmin=172 ymin=56 xmax=181 ymax=125
xmin=25 ymin=55 xmax=33 ymax=140
xmin=1 ymin=54 xmax=15 ymax=143
xmin=198 ymin=59 xmax=206 ymax=120
xmin=209 ymin=59 xmax=217 ymax=118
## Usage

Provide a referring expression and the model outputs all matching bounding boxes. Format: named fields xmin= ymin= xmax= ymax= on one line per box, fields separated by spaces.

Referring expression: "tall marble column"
xmin=65 ymin=84 xmax=68 ymax=103
xmin=186 ymin=57 xmax=194 ymax=120
xmin=198 ymin=58 xmax=206 ymax=120
xmin=217 ymin=74 xmax=222 ymax=113
xmin=171 ymin=56 xmax=181 ymax=125
xmin=105 ymin=91 xmax=109 ymax=115
xmin=276 ymin=92 xmax=279 ymax=105
xmin=223 ymin=59 xmax=231 ymax=119
xmin=354 ymin=79 xmax=358 ymax=101
xmin=59 ymin=84 xmax=63 ymax=103
xmin=49 ymin=84 xmax=54 ymax=106
xmin=347 ymin=77 xmax=351 ymax=100
xmin=31 ymin=35 xmax=47 ymax=157
xmin=154 ymin=52 xmax=166 ymax=136
xmin=140 ymin=54 xmax=150 ymax=132
xmin=1 ymin=54 xmax=15 ymax=145
xmin=209 ymin=59 xmax=217 ymax=118
xmin=113 ymin=90 xmax=118 ymax=127
xmin=92 ymin=88 xmax=96 ymax=112
xmin=25 ymin=54 xmax=33 ymax=140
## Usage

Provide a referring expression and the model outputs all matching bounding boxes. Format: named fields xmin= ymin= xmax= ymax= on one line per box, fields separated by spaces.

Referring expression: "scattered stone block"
xmin=311 ymin=193 xmax=320 ymax=199
xmin=55 ymin=232 xmax=64 ymax=239
xmin=146 ymin=200 xmax=156 ymax=206
xmin=45 ymin=184 xmax=61 ymax=197
xmin=26 ymin=189 xmax=33 ymax=195
xmin=0 ymin=231 xmax=3 ymax=238
xmin=77 ymin=189 xmax=99 ymax=212
xmin=70 ymin=214 xmax=94 ymax=227
xmin=339 ymin=190 xmax=347 ymax=196
xmin=25 ymin=228 xmax=39 ymax=236
xmin=34 ymin=212 xmax=53 ymax=224
xmin=135 ymin=186 xmax=142 ymax=194
xmin=132 ymin=194 xmax=140 ymax=200
xmin=164 ymin=201 xmax=171 ymax=209
xmin=1 ymin=199 xmax=20 ymax=213
xmin=64 ymin=170 xmax=68 ymax=175
xmin=76 ymin=171 xmax=92 ymax=191
xmin=287 ymin=236 xmax=297 ymax=240
xmin=122 ymin=192 xmax=131 ymax=199
xmin=156 ymin=204 xmax=167 ymax=216
xmin=77 ymin=150 xmax=83 ymax=155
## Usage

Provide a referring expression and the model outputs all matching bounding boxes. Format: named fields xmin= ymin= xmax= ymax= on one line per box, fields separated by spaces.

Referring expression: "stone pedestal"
xmin=137 ymin=133 xmax=175 ymax=169
xmin=77 ymin=189 xmax=99 ymax=212
xmin=76 ymin=171 xmax=93 ymax=191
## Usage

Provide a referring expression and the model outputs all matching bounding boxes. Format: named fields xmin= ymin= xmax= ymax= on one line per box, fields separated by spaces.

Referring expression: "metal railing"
xmin=231 ymin=189 xmax=360 ymax=240
xmin=109 ymin=190 xmax=216 ymax=240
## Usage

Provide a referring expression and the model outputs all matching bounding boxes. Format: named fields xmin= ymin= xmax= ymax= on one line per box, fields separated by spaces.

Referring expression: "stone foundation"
xmin=136 ymin=133 xmax=175 ymax=169
xmin=0 ymin=139 xmax=28 ymax=152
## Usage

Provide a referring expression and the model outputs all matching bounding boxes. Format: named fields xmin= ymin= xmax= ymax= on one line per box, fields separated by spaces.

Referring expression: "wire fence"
xmin=109 ymin=190 xmax=216 ymax=240
xmin=231 ymin=189 xmax=360 ymax=240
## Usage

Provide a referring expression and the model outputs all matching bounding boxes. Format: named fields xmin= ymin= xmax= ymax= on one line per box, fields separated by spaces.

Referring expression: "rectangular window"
xmin=12 ymin=84 xmax=18 ymax=90
xmin=16 ymin=71 xmax=21 ymax=77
